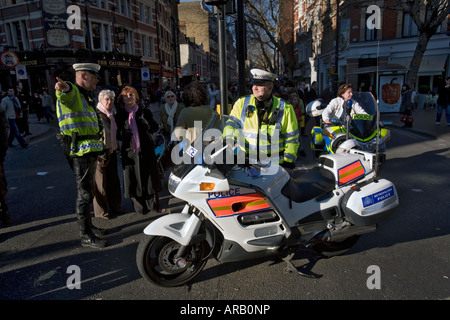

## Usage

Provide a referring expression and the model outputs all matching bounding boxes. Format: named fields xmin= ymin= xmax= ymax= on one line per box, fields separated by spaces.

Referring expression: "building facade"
xmin=178 ymin=1 xmax=218 ymax=83
xmin=178 ymin=1 xmax=236 ymax=87
xmin=0 ymin=0 xmax=178 ymax=98
xmin=293 ymin=0 xmax=449 ymax=111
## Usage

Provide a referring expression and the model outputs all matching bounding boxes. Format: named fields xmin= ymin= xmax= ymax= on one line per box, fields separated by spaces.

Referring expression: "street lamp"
xmin=117 ymin=28 xmax=127 ymax=46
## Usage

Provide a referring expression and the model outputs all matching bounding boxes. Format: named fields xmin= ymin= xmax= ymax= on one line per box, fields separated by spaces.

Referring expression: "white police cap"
xmin=250 ymin=68 xmax=277 ymax=85
xmin=73 ymin=63 xmax=101 ymax=77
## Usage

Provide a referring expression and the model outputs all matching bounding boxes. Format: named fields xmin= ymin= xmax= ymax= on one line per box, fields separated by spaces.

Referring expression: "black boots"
xmin=77 ymin=219 xmax=108 ymax=249
xmin=80 ymin=234 xmax=108 ymax=249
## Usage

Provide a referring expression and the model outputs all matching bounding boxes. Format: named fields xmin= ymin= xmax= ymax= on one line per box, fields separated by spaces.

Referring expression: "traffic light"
xmin=196 ymin=73 xmax=200 ymax=80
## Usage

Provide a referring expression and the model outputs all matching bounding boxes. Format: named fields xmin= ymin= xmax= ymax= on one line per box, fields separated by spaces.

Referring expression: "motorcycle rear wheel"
xmin=311 ymin=235 xmax=360 ymax=258
xmin=136 ymin=235 xmax=210 ymax=287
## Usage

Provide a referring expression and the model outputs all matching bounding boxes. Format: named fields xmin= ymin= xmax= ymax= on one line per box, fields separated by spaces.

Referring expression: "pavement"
xmin=379 ymin=106 xmax=450 ymax=139
xmin=25 ymin=104 xmax=449 ymax=146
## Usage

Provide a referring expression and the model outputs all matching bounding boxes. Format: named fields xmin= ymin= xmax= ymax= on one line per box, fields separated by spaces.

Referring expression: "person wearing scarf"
xmin=93 ymin=90 xmax=122 ymax=220
xmin=159 ymin=90 xmax=184 ymax=137
xmin=116 ymin=86 xmax=161 ymax=214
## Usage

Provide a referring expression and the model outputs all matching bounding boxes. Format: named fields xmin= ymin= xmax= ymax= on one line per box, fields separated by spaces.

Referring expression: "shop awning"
xmin=347 ymin=63 xmax=407 ymax=75
xmin=390 ymin=55 xmax=448 ymax=75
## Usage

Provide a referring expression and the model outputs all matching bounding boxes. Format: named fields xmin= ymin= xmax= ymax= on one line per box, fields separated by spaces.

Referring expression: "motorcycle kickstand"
xmin=282 ymin=252 xmax=316 ymax=278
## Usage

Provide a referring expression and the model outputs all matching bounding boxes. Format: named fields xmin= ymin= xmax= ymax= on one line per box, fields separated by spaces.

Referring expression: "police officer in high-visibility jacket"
xmin=55 ymin=63 xmax=107 ymax=249
xmin=226 ymin=69 xmax=300 ymax=171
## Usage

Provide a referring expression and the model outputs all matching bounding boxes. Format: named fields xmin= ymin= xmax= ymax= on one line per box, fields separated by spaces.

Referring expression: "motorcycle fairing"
xmin=143 ymin=211 xmax=202 ymax=246
xmin=207 ymin=192 xmax=271 ymax=217
xmin=281 ymin=167 xmax=335 ymax=203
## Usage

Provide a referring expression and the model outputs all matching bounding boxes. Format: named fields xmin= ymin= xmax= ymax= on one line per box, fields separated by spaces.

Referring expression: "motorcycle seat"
xmin=281 ymin=167 xmax=335 ymax=203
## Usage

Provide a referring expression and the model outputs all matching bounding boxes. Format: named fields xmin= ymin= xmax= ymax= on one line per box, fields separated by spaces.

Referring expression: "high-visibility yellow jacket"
xmin=56 ymin=82 xmax=103 ymax=157
xmin=225 ymin=95 xmax=299 ymax=164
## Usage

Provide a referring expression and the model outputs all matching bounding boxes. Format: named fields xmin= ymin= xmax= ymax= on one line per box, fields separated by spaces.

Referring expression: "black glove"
xmin=281 ymin=161 xmax=295 ymax=169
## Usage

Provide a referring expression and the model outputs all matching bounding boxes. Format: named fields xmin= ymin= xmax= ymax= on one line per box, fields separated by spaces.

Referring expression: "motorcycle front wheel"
xmin=311 ymin=235 xmax=360 ymax=258
xmin=136 ymin=235 xmax=210 ymax=287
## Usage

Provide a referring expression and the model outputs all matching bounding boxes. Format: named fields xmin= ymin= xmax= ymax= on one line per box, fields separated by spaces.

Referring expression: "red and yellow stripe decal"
xmin=207 ymin=193 xmax=271 ymax=217
xmin=338 ymin=160 xmax=365 ymax=186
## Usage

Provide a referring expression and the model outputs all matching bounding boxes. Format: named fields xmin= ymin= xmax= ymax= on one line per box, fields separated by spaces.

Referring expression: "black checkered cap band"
xmin=250 ymin=68 xmax=277 ymax=82
xmin=73 ymin=63 xmax=101 ymax=75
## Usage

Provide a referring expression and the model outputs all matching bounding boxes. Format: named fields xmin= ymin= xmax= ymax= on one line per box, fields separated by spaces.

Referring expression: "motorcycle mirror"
xmin=204 ymin=144 xmax=229 ymax=165
xmin=346 ymin=99 xmax=352 ymax=116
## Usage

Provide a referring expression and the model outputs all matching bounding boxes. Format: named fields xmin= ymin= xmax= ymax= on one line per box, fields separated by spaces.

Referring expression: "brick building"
xmin=0 ymin=0 xmax=178 ymax=98
xmin=178 ymin=0 xmax=219 ymax=83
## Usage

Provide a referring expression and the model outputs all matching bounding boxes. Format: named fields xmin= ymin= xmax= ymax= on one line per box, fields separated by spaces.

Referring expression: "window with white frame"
xmin=92 ymin=22 xmax=102 ymax=50
xmin=95 ymin=0 xmax=108 ymax=9
xmin=4 ymin=20 xmax=29 ymax=51
xmin=117 ymin=0 xmax=129 ymax=16
xmin=147 ymin=6 xmax=153 ymax=25
xmin=149 ymin=36 xmax=154 ymax=58
xmin=141 ymin=34 xmax=147 ymax=57
xmin=91 ymin=22 xmax=111 ymax=51
xmin=140 ymin=3 xmax=145 ymax=22
xmin=126 ymin=0 xmax=131 ymax=17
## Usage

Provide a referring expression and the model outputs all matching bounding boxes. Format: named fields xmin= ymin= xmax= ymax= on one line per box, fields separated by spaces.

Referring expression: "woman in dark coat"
xmin=115 ymin=86 xmax=160 ymax=214
xmin=399 ymin=84 xmax=413 ymax=114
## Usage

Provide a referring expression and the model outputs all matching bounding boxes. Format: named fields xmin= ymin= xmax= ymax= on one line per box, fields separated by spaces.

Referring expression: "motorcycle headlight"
xmin=168 ymin=172 xmax=182 ymax=193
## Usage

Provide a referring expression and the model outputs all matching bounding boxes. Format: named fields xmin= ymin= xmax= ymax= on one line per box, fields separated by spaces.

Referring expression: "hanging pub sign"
xmin=42 ymin=0 xmax=71 ymax=48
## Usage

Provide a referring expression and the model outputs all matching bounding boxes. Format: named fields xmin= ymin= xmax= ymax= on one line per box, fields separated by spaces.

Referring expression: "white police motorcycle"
xmin=136 ymin=114 xmax=399 ymax=287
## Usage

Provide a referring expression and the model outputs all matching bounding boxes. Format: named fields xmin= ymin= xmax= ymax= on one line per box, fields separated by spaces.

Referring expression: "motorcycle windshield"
xmin=348 ymin=92 xmax=378 ymax=141
xmin=177 ymin=113 xmax=241 ymax=164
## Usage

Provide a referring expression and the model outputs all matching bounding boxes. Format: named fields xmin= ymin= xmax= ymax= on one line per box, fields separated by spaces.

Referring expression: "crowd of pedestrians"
xmin=1 ymin=63 xmax=448 ymax=251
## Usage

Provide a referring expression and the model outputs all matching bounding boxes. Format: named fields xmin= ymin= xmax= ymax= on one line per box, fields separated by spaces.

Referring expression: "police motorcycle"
xmin=136 ymin=113 xmax=399 ymax=287
xmin=308 ymin=92 xmax=391 ymax=172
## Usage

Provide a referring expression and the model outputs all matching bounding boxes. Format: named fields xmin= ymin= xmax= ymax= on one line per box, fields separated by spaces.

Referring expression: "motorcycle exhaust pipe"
xmin=322 ymin=225 xmax=377 ymax=242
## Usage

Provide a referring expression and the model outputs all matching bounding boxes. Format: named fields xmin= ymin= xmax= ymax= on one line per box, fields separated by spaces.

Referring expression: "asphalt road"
xmin=0 ymin=120 xmax=449 ymax=308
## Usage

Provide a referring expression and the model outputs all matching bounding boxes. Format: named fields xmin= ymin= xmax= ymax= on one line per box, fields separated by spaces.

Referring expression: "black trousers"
xmin=67 ymin=154 xmax=97 ymax=235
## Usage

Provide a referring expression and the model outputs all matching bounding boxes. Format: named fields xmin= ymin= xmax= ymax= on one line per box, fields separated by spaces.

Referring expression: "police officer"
xmin=55 ymin=63 xmax=107 ymax=249
xmin=226 ymin=68 xmax=300 ymax=169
